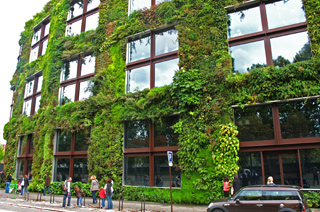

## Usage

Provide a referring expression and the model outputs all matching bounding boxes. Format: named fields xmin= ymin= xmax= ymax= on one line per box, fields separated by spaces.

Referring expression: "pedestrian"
xmin=90 ymin=175 xmax=99 ymax=204
xmin=223 ymin=175 xmax=231 ymax=198
xmin=105 ymin=178 xmax=113 ymax=209
xmin=21 ymin=174 xmax=29 ymax=196
xmin=74 ymin=185 xmax=84 ymax=207
xmin=99 ymin=187 xmax=106 ymax=208
xmin=232 ymin=174 xmax=242 ymax=195
xmin=5 ymin=173 xmax=12 ymax=193
xmin=267 ymin=176 xmax=276 ymax=185
xmin=43 ymin=173 xmax=52 ymax=196
xmin=0 ymin=171 xmax=5 ymax=183
xmin=62 ymin=177 xmax=72 ymax=208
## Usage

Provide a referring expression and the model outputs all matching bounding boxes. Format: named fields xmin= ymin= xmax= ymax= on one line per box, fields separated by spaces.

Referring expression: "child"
xmin=223 ymin=175 xmax=231 ymax=198
xmin=74 ymin=185 xmax=84 ymax=207
xmin=99 ymin=187 xmax=106 ymax=208
xmin=17 ymin=179 xmax=21 ymax=194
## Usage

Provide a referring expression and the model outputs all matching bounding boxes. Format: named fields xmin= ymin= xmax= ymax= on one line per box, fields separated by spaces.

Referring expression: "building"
xmin=4 ymin=0 xmax=320 ymax=204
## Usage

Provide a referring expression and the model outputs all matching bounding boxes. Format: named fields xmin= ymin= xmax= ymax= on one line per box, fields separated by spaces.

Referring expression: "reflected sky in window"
xmin=37 ymin=76 xmax=43 ymax=93
xmin=68 ymin=1 xmax=83 ymax=20
xmin=155 ymin=58 xmax=179 ymax=87
xmin=25 ymin=80 xmax=34 ymax=98
xmin=127 ymin=36 xmax=151 ymax=63
xmin=66 ymin=20 xmax=82 ymax=36
xmin=81 ymin=55 xmax=95 ymax=76
xmin=155 ymin=29 xmax=178 ymax=56
xmin=41 ymin=39 xmax=48 ymax=56
xmin=87 ymin=0 xmax=100 ymax=11
xmin=23 ymin=100 xmax=32 ymax=116
xmin=29 ymin=46 xmax=39 ymax=62
xmin=129 ymin=0 xmax=151 ymax=14
xmin=59 ymin=84 xmax=76 ymax=105
xmin=79 ymin=80 xmax=93 ymax=101
xmin=34 ymin=95 xmax=41 ymax=114
xmin=61 ymin=60 xmax=78 ymax=82
xmin=85 ymin=12 xmax=99 ymax=31
xmin=126 ymin=65 xmax=150 ymax=93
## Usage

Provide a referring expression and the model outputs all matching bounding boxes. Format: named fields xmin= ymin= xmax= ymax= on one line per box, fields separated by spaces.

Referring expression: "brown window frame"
xmin=17 ymin=134 xmax=34 ymax=177
xmin=23 ymin=73 xmax=42 ymax=117
xmin=30 ymin=18 xmax=50 ymax=62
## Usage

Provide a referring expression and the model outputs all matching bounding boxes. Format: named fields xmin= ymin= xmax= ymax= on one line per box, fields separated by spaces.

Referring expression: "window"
xmin=16 ymin=134 xmax=34 ymax=179
xmin=65 ymin=0 xmax=100 ymax=36
xmin=22 ymin=73 xmax=42 ymax=116
xmin=59 ymin=55 xmax=95 ymax=106
xmin=126 ymin=28 xmax=179 ymax=93
xmin=54 ymin=129 xmax=90 ymax=183
xmin=29 ymin=17 xmax=50 ymax=63
xmin=124 ymin=115 xmax=181 ymax=187
xmin=227 ymin=0 xmax=311 ymax=73
xmin=128 ymin=0 xmax=171 ymax=15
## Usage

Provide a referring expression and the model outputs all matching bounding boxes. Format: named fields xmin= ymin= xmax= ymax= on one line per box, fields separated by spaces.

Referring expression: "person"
xmin=312 ymin=166 xmax=319 ymax=186
xmin=62 ymin=177 xmax=72 ymax=208
xmin=21 ymin=174 xmax=29 ymax=196
xmin=28 ymin=172 xmax=33 ymax=181
xmin=232 ymin=175 xmax=242 ymax=195
xmin=17 ymin=179 xmax=22 ymax=193
xmin=90 ymin=175 xmax=99 ymax=204
xmin=175 ymin=175 xmax=181 ymax=187
xmin=99 ymin=187 xmax=106 ymax=208
xmin=155 ymin=175 xmax=163 ymax=187
xmin=267 ymin=176 xmax=276 ymax=185
xmin=105 ymin=178 xmax=113 ymax=209
xmin=5 ymin=173 xmax=12 ymax=193
xmin=43 ymin=173 xmax=52 ymax=196
xmin=223 ymin=175 xmax=231 ymax=198
xmin=0 ymin=171 xmax=5 ymax=183
xmin=74 ymin=185 xmax=84 ymax=207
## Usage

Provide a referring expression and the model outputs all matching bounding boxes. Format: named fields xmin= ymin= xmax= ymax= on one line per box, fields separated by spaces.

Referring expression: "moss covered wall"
xmin=3 ymin=0 xmax=320 ymax=204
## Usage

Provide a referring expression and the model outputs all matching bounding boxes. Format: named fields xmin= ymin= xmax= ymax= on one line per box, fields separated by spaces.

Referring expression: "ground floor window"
xmin=53 ymin=157 xmax=88 ymax=183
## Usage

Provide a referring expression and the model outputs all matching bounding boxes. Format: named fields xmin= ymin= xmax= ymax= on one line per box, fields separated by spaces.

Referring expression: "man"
xmin=62 ymin=177 xmax=72 ymax=208
xmin=5 ymin=173 xmax=12 ymax=193
xmin=43 ymin=173 xmax=52 ymax=196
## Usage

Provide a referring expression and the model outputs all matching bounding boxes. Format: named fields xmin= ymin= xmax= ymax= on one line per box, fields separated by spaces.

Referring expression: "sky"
xmin=0 ymin=0 xmax=50 ymax=144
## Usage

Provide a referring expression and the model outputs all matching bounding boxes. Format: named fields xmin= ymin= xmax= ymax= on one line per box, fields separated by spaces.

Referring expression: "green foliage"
xmin=305 ymin=190 xmax=320 ymax=208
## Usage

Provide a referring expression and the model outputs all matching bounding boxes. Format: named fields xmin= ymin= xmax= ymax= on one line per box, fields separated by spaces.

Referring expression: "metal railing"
xmin=36 ymin=188 xmax=42 ymax=201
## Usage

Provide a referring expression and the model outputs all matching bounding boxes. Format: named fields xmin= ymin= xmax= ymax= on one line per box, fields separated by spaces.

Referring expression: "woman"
xmin=105 ymin=178 xmax=113 ymax=209
xmin=90 ymin=175 xmax=99 ymax=204
xmin=223 ymin=175 xmax=231 ymax=198
xmin=232 ymin=175 xmax=242 ymax=195
xmin=267 ymin=176 xmax=276 ymax=185
xmin=21 ymin=175 xmax=29 ymax=196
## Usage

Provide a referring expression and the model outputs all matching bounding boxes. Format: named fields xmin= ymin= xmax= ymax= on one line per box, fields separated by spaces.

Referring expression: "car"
xmin=207 ymin=185 xmax=311 ymax=212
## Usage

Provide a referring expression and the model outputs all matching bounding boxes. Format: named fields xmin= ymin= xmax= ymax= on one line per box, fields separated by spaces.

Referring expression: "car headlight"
xmin=208 ymin=203 xmax=214 ymax=208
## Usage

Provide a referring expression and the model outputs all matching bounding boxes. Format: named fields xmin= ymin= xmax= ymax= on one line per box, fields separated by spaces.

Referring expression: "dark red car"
xmin=207 ymin=185 xmax=311 ymax=212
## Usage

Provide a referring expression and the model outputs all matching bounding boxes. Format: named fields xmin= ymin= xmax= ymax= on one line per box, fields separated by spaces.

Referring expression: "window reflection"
xmin=154 ymin=58 xmax=179 ymax=87
xmin=61 ymin=60 xmax=78 ymax=82
xmin=67 ymin=1 xmax=84 ymax=20
xmin=266 ymin=0 xmax=306 ymax=30
xmin=154 ymin=156 xmax=181 ymax=187
xmin=126 ymin=65 xmax=150 ymax=93
xmin=79 ymin=80 xmax=93 ymax=101
xmin=155 ymin=29 xmax=178 ymax=56
xmin=129 ymin=0 xmax=151 ymax=15
xmin=34 ymin=96 xmax=41 ymax=114
xmin=238 ymin=152 xmax=262 ymax=186
xmin=37 ymin=76 xmax=43 ymax=92
xmin=230 ymin=40 xmax=266 ymax=73
xmin=228 ymin=6 xmax=262 ymax=38
xmin=18 ymin=136 xmax=28 ymax=156
xmin=44 ymin=22 xmax=50 ymax=36
xmin=156 ymin=0 xmax=170 ymax=4
xmin=41 ymin=39 xmax=48 ymax=56
xmin=125 ymin=120 xmax=150 ymax=149
xmin=234 ymin=105 xmax=274 ymax=142
xmin=54 ymin=158 xmax=70 ymax=182
xmin=85 ymin=12 xmax=99 ymax=31
xmin=28 ymin=135 xmax=34 ymax=154
xmin=300 ymin=148 xmax=320 ymax=188
xmin=25 ymin=80 xmax=34 ymax=98
xmin=73 ymin=158 xmax=89 ymax=183
xmin=59 ymin=84 xmax=76 ymax=105
xmin=56 ymin=130 xmax=72 ymax=152
xmin=87 ymin=0 xmax=100 ymax=11
xmin=29 ymin=46 xmax=39 ymax=62
xmin=22 ymin=100 xmax=32 ymax=116
xmin=66 ymin=20 xmax=82 ymax=36
xmin=279 ymin=99 xmax=320 ymax=139
xmin=31 ymin=28 xmax=41 ymax=46
xmin=17 ymin=160 xmax=25 ymax=179
xmin=75 ymin=129 xmax=90 ymax=151
xmin=154 ymin=116 xmax=179 ymax=147
xmin=127 ymin=36 xmax=151 ymax=63
xmin=81 ymin=55 xmax=95 ymax=76
xmin=124 ymin=156 xmax=149 ymax=186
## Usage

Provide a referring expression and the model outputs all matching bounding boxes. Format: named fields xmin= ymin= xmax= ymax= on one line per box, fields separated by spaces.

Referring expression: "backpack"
xmin=62 ymin=181 xmax=67 ymax=191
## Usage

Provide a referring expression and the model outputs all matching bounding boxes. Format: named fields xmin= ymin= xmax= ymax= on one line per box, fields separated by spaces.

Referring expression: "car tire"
xmin=212 ymin=209 xmax=225 ymax=212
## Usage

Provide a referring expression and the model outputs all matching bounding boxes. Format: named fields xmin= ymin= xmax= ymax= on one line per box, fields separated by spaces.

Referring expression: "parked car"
xmin=207 ymin=185 xmax=311 ymax=212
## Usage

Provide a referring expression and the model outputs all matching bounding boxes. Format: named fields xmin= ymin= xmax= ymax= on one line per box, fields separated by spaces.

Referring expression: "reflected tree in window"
xmin=75 ymin=129 xmax=90 ymax=151
xmin=125 ymin=120 xmax=149 ymax=148
xmin=293 ymin=42 xmax=312 ymax=63
xmin=154 ymin=116 xmax=179 ymax=147
xmin=57 ymin=130 xmax=72 ymax=152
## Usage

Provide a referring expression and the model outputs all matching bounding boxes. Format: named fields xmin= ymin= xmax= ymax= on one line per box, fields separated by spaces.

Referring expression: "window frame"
xmin=16 ymin=134 xmax=34 ymax=178
xmin=22 ymin=72 xmax=43 ymax=116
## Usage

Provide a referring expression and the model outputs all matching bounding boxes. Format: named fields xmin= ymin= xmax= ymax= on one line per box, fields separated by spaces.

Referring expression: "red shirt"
xmin=99 ymin=189 xmax=106 ymax=198
xmin=223 ymin=181 xmax=230 ymax=191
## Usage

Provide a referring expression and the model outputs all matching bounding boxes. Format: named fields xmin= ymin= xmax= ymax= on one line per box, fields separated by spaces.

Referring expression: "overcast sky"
xmin=0 ymin=0 xmax=50 ymax=144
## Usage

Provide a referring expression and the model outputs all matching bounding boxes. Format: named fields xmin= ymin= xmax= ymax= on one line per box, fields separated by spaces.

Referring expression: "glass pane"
xmin=125 ymin=120 xmax=149 ymax=149
xmin=155 ymin=29 xmax=178 ymax=56
xmin=61 ymin=60 xmax=78 ymax=82
xmin=154 ymin=156 xmax=181 ymax=187
xmin=59 ymin=84 xmax=76 ymax=105
xmin=19 ymin=136 xmax=28 ymax=155
xmin=228 ymin=6 xmax=262 ymax=38
xmin=31 ymin=28 xmax=41 ymax=46
xmin=300 ymin=148 xmax=320 ymax=188
xmin=67 ymin=1 xmax=84 ymax=20
xmin=27 ymin=160 xmax=33 ymax=177
xmin=34 ymin=95 xmax=41 ymax=114
xmin=129 ymin=0 xmax=151 ymax=14
xmin=54 ymin=158 xmax=70 ymax=182
xmin=44 ymin=22 xmax=50 ymax=36
xmin=29 ymin=46 xmax=39 ymax=62
xmin=75 ymin=129 xmax=90 ymax=151
xmin=230 ymin=40 xmax=266 ymax=73
xmin=126 ymin=65 xmax=150 ymax=93
xmin=79 ymin=80 xmax=93 ymax=101
xmin=18 ymin=160 xmax=25 ymax=179
xmin=66 ymin=20 xmax=82 ymax=36
xmin=85 ymin=12 xmax=99 ymax=31
xmin=127 ymin=36 xmax=151 ymax=63
xmin=154 ymin=116 xmax=179 ymax=147
xmin=37 ymin=76 xmax=43 ymax=92
xmin=41 ymin=39 xmax=48 ymax=56
xmin=264 ymin=152 xmax=281 ymax=185
xmin=266 ymin=0 xmax=306 ymax=30
xmin=238 ymin=152 xmax=262 ymax=186
xmin=87 ymin=0 xmax=100 ymax=11
xmin=282 ymin=152 xmax=301 ymax=187
xmin=155 ymin=58 xmax=179 ymax=87
xmin=22 ymin=100 xmax=32 ymax=116
xmin=81 ymin=55 xmax=95 ymax=76
xmin=124 ymin=156 xmax=149 ymax=186
xmin=278 ymin=99 xmax=320 ymax=139
xmin=73 ymin=158 xmax=88 ymax=183
xmin=28 ymin=135 xmax=34 ymax=154
xmin=56 ymin=130 xmax=72 ymax=152
xmin=271 ymin=31 xmax=312 ymax=67
xmin=234 ymin=105 xmax=274 ymax=142
xmin=156 ymin=0 xmax=171 ymax=4
xmin=25 ymin=80 xmax=34 ymax=97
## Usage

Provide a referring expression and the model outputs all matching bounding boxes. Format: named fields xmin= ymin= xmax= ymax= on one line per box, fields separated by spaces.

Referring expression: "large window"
xmin=65 ymin=0 xmax=100 ymax=36
xmin=16 ymin=134 xmax=34 ymax=179
xmin=126 ymin=28 xmax=179 ymax=93
xmin=22 ymin=72 xmax=43 ymax=116
xmin=59 ymin=55 xmax=95 ymax=106
xmin=29 ymin=16 xmax=50 ymax=63
xmin=128 ymin=0 xmax=171 ymax=15
xmin=124 ymin=115 xmax=181 ymax=187
xmin=54 ymin=129 xmax=90 ymax=183
xmin=227 ymin=0 xmax=311 ymax=73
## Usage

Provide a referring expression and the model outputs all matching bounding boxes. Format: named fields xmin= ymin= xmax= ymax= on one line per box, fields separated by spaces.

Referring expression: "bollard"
xmin=83 ymin=192 xmax=86 ymax=206
xmin=99 ymin=197 xmax=101 ymax=208
xmin=141 ymin=194 xmax=145 ymax=212
xmin=52 ymin=189 xmax=55 ymax=203
xmin=118 ymin=193 xmax=124 ymax=211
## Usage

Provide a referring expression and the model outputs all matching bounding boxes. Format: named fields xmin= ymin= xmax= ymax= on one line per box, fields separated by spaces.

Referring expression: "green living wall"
xmin=3 ymin=0 xmax=320 ymax=205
